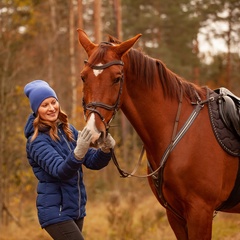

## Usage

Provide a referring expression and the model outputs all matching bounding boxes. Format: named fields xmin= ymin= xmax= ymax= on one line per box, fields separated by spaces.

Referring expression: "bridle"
xmin=82 ymin=58 xmax=124 ymax=130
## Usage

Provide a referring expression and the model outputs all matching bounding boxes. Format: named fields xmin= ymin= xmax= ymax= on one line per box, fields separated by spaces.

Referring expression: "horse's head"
xmin=77 ymin=29 xmax=141 ymax=143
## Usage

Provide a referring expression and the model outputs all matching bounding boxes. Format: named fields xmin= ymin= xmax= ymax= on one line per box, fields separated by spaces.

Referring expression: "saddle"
xmin=214 ymin=87 xmax=240 ymax=137
xmin=209 ymin=88 xmax=240 ymax=210
xmin=208 ymin=88 xmax=240 ymax=156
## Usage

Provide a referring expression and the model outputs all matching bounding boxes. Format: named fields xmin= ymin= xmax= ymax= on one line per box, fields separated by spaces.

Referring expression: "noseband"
xmin=82 ymin=58 xmax=124 ymax=130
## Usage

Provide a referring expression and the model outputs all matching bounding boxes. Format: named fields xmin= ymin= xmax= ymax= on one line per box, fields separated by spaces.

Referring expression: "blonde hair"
xmin=31 ymin=108 xmax=74 ymax=142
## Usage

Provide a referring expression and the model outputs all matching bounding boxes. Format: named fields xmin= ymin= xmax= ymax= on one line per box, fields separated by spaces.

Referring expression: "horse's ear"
xmin=115 ymin=34 xmax=142 ymax=56
xmin=77 ymin=29 xmax=96 ymax=56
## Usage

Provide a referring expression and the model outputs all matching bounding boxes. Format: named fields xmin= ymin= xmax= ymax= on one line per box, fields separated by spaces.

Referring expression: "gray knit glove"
xmin=74 ymin=127 xmax=93 ymax=160
xmin=100 ymin=134 xmax=116 ymax=153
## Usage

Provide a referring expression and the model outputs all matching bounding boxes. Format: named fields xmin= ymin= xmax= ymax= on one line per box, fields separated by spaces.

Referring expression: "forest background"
xmin=1 ymin=0 xmax=240 ymax=239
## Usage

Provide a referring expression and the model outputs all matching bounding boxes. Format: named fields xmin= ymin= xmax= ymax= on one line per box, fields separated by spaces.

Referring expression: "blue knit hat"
xmin=24 ymin=80 xmax=58 ymax=114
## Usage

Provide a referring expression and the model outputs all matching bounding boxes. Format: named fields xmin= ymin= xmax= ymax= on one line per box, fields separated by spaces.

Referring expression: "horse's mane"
xmin=105 ymin=35 xmax=206 ymax=102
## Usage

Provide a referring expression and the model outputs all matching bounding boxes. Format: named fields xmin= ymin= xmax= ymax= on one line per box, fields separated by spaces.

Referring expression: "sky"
xmin=198 ymin=20 xmax=230 ymax=63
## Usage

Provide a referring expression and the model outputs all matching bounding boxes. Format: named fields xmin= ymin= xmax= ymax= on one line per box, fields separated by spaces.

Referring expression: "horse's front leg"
xmin=167 ymin=203 xmax=214 ymax=240
xmin=186 ymin=204 xmax=213 ymax=240
xmin=166 ymin=209 xmax=188 ymax=240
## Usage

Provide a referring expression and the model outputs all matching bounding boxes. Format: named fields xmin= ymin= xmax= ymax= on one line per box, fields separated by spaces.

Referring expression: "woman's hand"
xmin=100 ymin=134 xmax=116 ymax=153
xmin=74 ymin=127 xmax=93 ymax=159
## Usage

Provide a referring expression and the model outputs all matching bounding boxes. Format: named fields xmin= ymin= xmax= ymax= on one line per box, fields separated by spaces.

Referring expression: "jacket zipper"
xmin=58 ymin=128 xmax=81 ymax=218
xmin=77 ymin=171 xmax=81 ymax=218
xmin=59 ymin=205 xmax=62 ymax=216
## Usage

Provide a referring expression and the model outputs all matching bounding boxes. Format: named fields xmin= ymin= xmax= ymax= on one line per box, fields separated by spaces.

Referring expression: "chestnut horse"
xmin=77 ymin=29 xmax=240 ymax=239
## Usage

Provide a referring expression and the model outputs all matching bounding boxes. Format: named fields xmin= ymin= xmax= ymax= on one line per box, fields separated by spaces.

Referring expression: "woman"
xmin=24 ymin=80 xmax=115 ymax=240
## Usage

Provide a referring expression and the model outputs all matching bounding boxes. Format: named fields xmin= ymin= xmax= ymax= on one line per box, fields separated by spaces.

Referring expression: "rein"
xmin=111 ymin=145 xmax=146 ymax=178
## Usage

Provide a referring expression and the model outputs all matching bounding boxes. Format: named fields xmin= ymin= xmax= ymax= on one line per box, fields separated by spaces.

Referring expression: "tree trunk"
xmin=193 ymin=38 xmax=199 ymax=84
xmin=114 ymin=0 xmax=122 ymax=40
xmin=94 ymin=0 xmax=102 ymax=42
xmin=0 ymin=4 xmax=10 ymax=224
xmin=77 ymin=0 xmax=85 ymax=128
xmin=48 ymin=0 xmax=57 ymax=85
xmin=226 ymin=8 xmax=232 ymax=89
xmin=113 ymin=0 xmax=129 ymax=162
xmin=70 ymin=0 xmax=77 ymax=125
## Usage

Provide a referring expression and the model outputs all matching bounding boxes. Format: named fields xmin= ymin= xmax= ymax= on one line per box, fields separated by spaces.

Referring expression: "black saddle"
xmin=209 ymin=88 xmax=240 ymax=210
xmin=214 ymin=87 xmax=240 ymax=136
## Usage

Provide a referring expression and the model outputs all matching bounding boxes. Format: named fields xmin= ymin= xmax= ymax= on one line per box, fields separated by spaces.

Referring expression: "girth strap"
xmin=151 ymin=88 xmax=216 ymax=220
xmin=153 ymin=101 xmax=204 ymax=220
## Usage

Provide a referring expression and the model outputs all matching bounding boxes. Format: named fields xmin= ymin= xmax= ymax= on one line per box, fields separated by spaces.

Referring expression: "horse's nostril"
xmin=100 ymin=131 xmax=106 ymax=139
xmin=95 ymin=131 xmax=106 ymax=146
xmin=98 ymin=131 xmax=106 ymax=143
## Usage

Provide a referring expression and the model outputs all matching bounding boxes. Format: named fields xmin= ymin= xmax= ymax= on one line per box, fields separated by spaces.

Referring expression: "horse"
xmin=77 ymin=29 xmax=240 ymax=239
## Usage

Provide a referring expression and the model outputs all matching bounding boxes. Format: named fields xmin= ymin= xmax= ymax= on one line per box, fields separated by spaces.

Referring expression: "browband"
xmin=84 ymin=60 xmax=124 ymax=70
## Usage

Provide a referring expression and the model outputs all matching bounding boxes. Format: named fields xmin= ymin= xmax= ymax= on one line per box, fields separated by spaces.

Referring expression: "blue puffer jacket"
xmin=24 ymin=114 xmax=111 ymax=228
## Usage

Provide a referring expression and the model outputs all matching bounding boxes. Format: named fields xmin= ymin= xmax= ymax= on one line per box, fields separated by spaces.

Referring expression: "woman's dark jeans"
xmin=44 ymin=218 xmax=84 ymax=240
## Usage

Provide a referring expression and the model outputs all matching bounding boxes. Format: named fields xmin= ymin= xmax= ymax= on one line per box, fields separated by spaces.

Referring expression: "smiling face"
xmin=37 ymin=97 xmax=59 ymax=122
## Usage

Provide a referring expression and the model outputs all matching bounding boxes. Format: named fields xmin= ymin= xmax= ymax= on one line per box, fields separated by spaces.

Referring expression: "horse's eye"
xmin=113 ymin=77 xmax=121 ymax=84
xmin=81 ymin=76 xmax=85 ymax=83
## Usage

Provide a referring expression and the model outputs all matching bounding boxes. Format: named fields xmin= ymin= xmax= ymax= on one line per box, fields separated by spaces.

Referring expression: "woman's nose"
xmin=48 ymin=104 xmax=55 ymax=111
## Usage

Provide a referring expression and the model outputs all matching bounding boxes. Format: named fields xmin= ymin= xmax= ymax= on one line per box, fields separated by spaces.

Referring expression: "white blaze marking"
xmin=86 ymin=114 xmax=101 ymax=143
xmin=93 ymin=63 xmax=103 ymax=76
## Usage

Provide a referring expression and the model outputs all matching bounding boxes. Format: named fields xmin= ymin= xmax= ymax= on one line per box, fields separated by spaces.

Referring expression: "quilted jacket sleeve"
xmin=27 ymin=137 xmax=82 ymax=180
xmin=82 ymin=148 xmax=112 ymax=170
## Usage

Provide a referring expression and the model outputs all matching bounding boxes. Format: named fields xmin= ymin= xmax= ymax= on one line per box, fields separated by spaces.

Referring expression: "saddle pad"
xmin=208 ymin=89 xmax=240 ymax=157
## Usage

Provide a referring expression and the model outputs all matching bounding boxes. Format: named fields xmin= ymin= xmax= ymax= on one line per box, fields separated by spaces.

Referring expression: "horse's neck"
xmin=121 ymin=83 xmax=180 ymax=151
